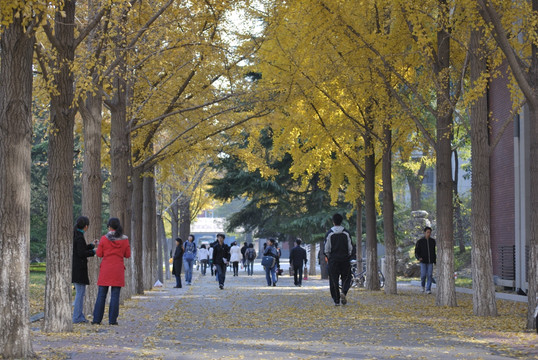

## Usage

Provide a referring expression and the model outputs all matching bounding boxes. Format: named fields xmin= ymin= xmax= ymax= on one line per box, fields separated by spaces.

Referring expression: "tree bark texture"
xmin=434 ymin=7 xmax=457 ymax=307
xmin=407 ymin=161 xmax=426 ymax=211
xmin=364 ymin=128 xmax=379 ymax=291
xmin=382 ymin=126 xmax=397 ymax=295
xmin=143 ymin=171 xmax=156 ymax=290
xmin=80 ymin=92 xmax=103 ymax=316
xmin=179 ymin=195 xmax=191 ymax=244
xmin=453 ymin=150 xmax=466 ymax=253
xmin=469 ymin=26 xmax=497 ymax=317
xmin=309 ymin=243 xmax=316 ymax=276
xmin=131 ymin=167 xmax=144 ymax=294
xmin=356 ymin=198 xmax=363 ymax=272
xmin=43 ymin=0 xmax=77 ymax=333
xmin=0 ymin=15 xmax=36 ymax=358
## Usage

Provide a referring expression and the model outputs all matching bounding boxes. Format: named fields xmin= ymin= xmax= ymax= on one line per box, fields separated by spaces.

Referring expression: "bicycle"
xmin=344 ymin=260 xmax=385 ymax=289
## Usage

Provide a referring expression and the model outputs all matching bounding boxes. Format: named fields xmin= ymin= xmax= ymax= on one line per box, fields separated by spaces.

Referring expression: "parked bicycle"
xmin=341 ymin=259 xmax=385 ymax=289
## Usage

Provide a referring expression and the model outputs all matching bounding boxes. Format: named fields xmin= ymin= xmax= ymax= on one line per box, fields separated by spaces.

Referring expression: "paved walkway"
xmin=31 ymin=265 xmax=536 ymax=359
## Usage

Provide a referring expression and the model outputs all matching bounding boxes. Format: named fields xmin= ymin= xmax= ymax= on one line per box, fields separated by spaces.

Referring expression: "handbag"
xmin=261 ymin=255 xmax=275 ymax=268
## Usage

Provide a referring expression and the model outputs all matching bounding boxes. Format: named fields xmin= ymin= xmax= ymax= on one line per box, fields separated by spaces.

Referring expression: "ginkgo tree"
xmin=0 ymin=2 xmax=42 ymax=356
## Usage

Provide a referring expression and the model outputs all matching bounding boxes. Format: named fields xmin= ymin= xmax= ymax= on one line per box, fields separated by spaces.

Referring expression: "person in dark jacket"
xmin=211 ymin=233 xmax=230 ymax=289
xmin=414 ymin=226 xmax=436 ymax=294
xmin=72 ymin=216 xmax=96 ymax=323
xmin=263 ymin=238 xmax=279 ymax=286
xmin=172 ymin=238 xmax=184 ymax=288
xmin=289 ymin=239 xmax=307 ymax=286
xmin=324 ymin=213 xmax=353 ymax=306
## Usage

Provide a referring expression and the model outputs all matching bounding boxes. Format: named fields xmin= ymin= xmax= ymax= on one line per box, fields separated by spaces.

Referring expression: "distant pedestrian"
xmin=183 ymin=234 xmax=197 ymax=285
xmin=208 ymin=244 xmax=214 ymax=276
xmin=92 ymin=218 xmax=131 ymax=325
xmin=263 ymin=238 xmax=279 ymax=286
xmin=415 ymin=226 xmax=436 ymax=294
xmin=325 ymin=213 xmax=353 ymax=306
xmin=198 ymin=244 xmax=209 ymax=275
xmin=172 ymin=238 xmax=184 ymax=288
xmin=212 ymin=233 xmax=230 ymax=289
xmin=230 ymin=241 xmax=242 ymax=276
xmin=245 ymin=243 xmax=257 ymax=276
xmin=72 ymin=216 xmax=97 ymax=323
xmin=289 ymin=239 xmax=307 ymax=286
xmin=240 ymin=242 xmax=248 ymax=270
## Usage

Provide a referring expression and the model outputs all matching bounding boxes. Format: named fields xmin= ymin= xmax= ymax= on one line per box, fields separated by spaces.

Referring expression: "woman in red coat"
xmin=91 ymin=218 xmax=131 ymax=325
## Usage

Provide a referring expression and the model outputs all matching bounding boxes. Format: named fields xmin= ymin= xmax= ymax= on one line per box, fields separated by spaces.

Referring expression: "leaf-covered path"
xmin=32 ymin=267 xmax=536 ymax=359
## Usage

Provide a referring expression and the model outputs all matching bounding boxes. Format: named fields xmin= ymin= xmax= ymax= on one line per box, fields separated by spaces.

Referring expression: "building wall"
xmin=489 ymin=62 xmax=516 ymax=278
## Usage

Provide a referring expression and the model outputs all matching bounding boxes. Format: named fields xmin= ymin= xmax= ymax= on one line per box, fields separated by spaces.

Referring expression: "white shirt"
xmin=230 ymin=245 xmax=242 ymax=262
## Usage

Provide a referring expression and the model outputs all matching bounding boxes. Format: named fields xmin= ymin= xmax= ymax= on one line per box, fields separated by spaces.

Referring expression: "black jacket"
xmin=415 ymin=237 xmax=436 ymax=264
xmin=172 ymin=244 xmax=184 ymax=276
xmin=212 ymin=241 xmax=231 ymax=265
xmin=72 ymin=230 xmax=95 ymax=284
xmin=289 ymin=245 xmax=307 ymax=268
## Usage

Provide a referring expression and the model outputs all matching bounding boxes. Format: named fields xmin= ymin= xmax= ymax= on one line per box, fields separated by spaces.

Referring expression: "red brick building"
xmin=489 ymin=62 xmax=529 ymax=292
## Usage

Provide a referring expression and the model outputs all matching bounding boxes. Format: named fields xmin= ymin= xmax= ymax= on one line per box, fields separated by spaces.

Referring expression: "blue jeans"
xmin=265 ymin=265 xmax=277 ymax=285
xmin=420 ymin=263 xmax=434 ymax=291
xmin=73 ymin=283 xmax=87 ymax=323
xmin=247 ymin=260 xmax=254 ymax=275
xmin=215 ymin=263 xmax=226 ymax=286
xmin=184 ymin=257 xmax=194 ymax=284
xmin=92 ymin=286 xmax=121 ymax=324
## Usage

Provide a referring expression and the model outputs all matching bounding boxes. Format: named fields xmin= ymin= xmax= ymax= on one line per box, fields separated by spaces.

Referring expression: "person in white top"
xmin=229 ymin=242 xmax=242 ymax=276
xmin=208 ymin=245 xmax=214 ymax=276
xmin=198 ymin=244 xmax=209 ymax=275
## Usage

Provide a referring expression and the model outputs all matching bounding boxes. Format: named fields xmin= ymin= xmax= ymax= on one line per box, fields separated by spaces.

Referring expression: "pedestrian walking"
xmin=414 ymin=226 xmax=436 ymax=294
xmin=230 ymin=241 xmax=242 ymax=276
xmin=240 ymin=242 xmax=248 ymax=271
xmin=92 ymin=218 xmax=131 ymax=325
xmin=289 ymin=239 xmax=307 ymax=286
xmin=198 ymin=244 xmax=209 ymax=275
xmin=72 ymin=216 xmax=97 ymax=323
xmin=172 ymin=238 xmax=183 ymax=288
xmin=263 ymin=238 xmax=279 ymax=286
xmin=183 ymin=234 xmax=197 ymax=285
xmin=212 ymin=233 xmax=230 ymax=289
xmin=325 ymin=213 xmax=353 ymax=306
xmin=245 ymin=243 xmax=256 ymax=276
xmin=208 ymin=244 xmax=214 ymax=276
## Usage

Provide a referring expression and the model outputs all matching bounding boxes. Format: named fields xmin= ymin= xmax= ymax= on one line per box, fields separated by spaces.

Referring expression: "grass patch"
xmin=30 ymin=263 xmax=46 ymax=315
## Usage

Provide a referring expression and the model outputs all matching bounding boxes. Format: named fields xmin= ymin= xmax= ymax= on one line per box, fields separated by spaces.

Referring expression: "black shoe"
xmin=219 ymin=284 xmax=224 ymax=289
xmin=109 ymin=322 xmax=118 ymax=325
xmin=91 ymin=321 xmax=100 ymax=325
xmin=341 ymin=293 xmax=347 ymax=305
xmin=272 ymin=282 xmax=276 ymax=287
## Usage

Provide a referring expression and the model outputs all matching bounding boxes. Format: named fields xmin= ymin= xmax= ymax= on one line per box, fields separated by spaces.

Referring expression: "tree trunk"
xmin=80 ymin=92 xmax=103 ymax=316
xmin=0 ymin=15 xmax=36 ymax=358
xmin=469 ymin=26 xmax=497 ymax=317
xmin=527 ymin=105 xmax=538 ymax=329
xmin=131 ymin=167 xmax=144 ymax=294
xmin=364 ymin=127 xmax=379 ymax=291
xmin=408 ymin=161 xmax=426 ymax=211
xmin=43 ymin=0 xmax=77 ymax=333
xmin=143 ymin=171 xmax=156 ymax=290
xmin=319 ymin=240 xmax=329 ymax=279
xmin=434 ymin=6 xmax=457 ymax=307
xmin=453 ymin=149 xmax=466 ymax=253
xmin=383 ymin=126 xmax=397 ymax=295
xmin=356 ymin=198 xmax=363 ymax=272
xmin=157 ymin=214 xmax=170 ymax=281
xmin=309 ymin=243 xmax=316 ymax=276
xmin=179 ymin=194 xmax=191 ymax=243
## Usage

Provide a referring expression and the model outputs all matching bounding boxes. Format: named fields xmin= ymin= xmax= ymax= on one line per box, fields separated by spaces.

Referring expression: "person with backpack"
xmin=183 ymin=234 xmax=197 ymax=286
xmin=245 ymin=243 xmax=257 ymax=276
xmin=263 ymin=238 xmax=279 ymax=286
xmin=289 ymin=239 xmax=308 ymax=286
xmin=325 ymin=213 xmax=353 ymax=306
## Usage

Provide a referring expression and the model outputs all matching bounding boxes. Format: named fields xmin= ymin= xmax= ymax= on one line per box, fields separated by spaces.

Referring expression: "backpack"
xmin=184 ymin=242 xmax=196 ymax=261
xmin=246 ymin=248 xmax=256 ymax=261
